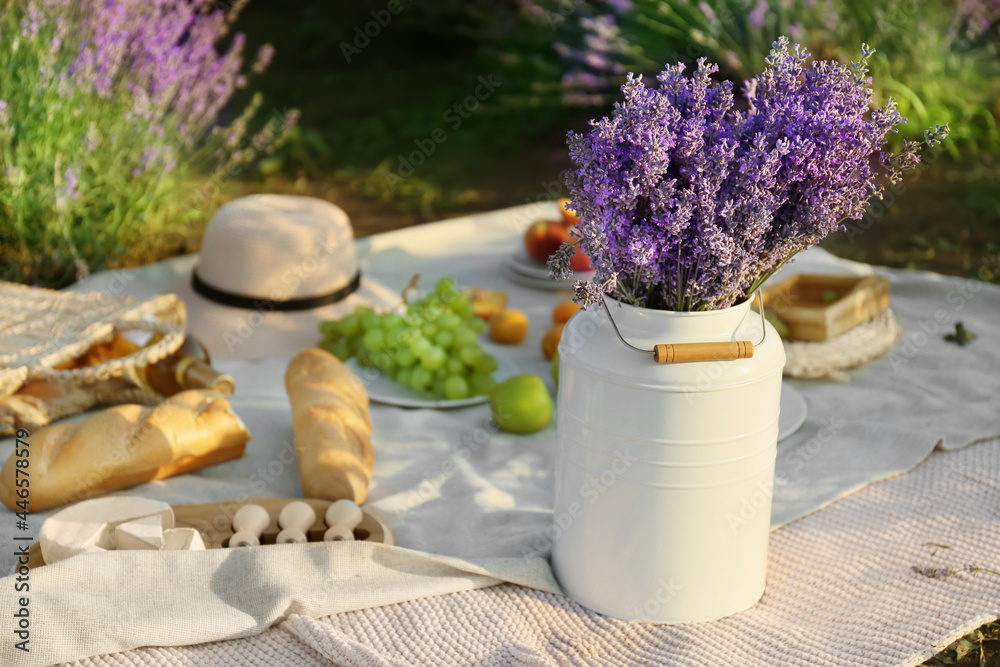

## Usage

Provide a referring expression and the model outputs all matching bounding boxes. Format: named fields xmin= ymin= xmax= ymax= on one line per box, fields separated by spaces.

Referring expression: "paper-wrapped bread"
xmin=0 ymin=390 xmax=249 ymax=512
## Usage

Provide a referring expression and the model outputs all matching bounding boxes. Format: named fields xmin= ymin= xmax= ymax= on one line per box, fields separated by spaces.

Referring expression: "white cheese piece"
xmin=161 ymin=527 xmax=206 ymax=551
xmin=40 ymin=497 xmax=174 ymax=564
xmin=114 ymin=515 xmax=164 ymax=550
xmin=39 ymin=520 xmax=114 ymax=564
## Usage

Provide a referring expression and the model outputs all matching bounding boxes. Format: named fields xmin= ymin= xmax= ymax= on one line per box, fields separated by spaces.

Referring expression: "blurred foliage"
xmin=334 ymin=160 xmax=479 ymax=218
xmin=818 ymin=0 xmax=1000 ymax=155
xmin=532 ymin=0 xmax=1000 ymax=154
xmin=229 ymin=1 xmax=585 ymax=219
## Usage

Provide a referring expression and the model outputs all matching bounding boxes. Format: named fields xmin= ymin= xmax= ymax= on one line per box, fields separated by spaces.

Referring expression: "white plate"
xmin=778 ymin=383 xmax=807 ymax=441
xmin=504 ymin=265 xmax=574 ymax=291
xmin=346 ymin=355 xmax=519 ymax=409
xmin=505 ymin=250 xmax=594 ymax=291
xmin=508 ymin=249 xmax=595 ymax=279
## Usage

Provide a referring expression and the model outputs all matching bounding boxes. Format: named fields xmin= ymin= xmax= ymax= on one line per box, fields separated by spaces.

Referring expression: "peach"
xmin=524 ymin=220 xmax=570 ymax=266
xmin=569 ymin=243 xmax=592 ymax=272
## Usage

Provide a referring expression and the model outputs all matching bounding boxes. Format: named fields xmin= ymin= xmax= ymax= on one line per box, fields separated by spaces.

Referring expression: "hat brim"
xmin=166 ymin=272 xmax=403 ymax=361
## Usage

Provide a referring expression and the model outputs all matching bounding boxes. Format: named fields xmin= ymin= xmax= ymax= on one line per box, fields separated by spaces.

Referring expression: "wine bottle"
xmin=61 ymin=332 xmax=234 ymax=397
xmin=128 ymin=334 xmax=235 ymax=397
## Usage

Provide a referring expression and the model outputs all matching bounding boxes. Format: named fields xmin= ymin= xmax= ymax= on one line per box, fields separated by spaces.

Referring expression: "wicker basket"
xmin=0 ymin=281 xmax=187 ymax=400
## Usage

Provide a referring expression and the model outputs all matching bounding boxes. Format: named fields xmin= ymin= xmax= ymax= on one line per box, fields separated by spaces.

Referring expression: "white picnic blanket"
xmin=0 ymin=203 xmax=997 ymax=665
xmin=50 ymin=438 xmax=1000 ymax=667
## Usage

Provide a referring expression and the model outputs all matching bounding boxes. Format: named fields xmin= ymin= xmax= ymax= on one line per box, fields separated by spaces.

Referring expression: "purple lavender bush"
xmin=0 ymin=0 xmax=297 ymax=287
xmin=549 ymin=38 xmax=948 ymax=311
xmin=958 ymin=0 xmax=1000 ymax=38
xmin=544 ymin=1 xmax=997 ymax=154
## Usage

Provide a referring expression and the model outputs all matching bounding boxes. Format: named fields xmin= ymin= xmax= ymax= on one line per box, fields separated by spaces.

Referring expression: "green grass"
xmin=924 ymin=622 xmax=1000 ymax=666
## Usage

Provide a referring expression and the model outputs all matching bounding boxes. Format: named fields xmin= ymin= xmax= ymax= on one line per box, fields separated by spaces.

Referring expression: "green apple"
xmin=490 ymin=374 xmax=554 ymax=434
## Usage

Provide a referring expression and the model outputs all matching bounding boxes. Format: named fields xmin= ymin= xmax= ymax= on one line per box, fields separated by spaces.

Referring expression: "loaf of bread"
xmin=284 ymin=348 xmax=373 ymax=503
xmin=0 ymin=390 xmax=250 ymax=512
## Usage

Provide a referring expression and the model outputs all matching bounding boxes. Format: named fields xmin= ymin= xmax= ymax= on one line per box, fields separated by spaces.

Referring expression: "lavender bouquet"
xmin=549 ymin=38 xmax=948 ymax=311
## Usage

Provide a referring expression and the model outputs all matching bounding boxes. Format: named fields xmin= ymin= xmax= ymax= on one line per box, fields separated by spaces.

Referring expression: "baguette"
xmin=0 ymin=390 xmax=250 ymax=512
xmin=284 ymin=348 xmax=373 ymax=503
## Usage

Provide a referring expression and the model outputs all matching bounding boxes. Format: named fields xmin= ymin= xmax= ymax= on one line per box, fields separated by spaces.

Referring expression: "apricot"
xmin=552 ymin=300 xmax=581 ymax=325
xmin=489 ymin=309 xmax=529 ymax=345
xmin=541 ymin=323 xmax=565 ymax=361
xmin=558 ymin=198 xmax=580 ymax=226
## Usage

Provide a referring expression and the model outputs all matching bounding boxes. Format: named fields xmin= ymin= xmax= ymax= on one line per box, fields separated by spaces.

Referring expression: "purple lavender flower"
xmin=281 ymin=108 xmax=301 ymax=132
xmin=252 ymin=44 xmax=275 ymax=74
xmin=957 ymin=0 xmax=1000 ymax=37
xmin=552 ymin=39 xmax=947 ymax=311
xmin=140 ymin=146 xmax=159 ymax=167
xmin=748 ymin=0 xmax=769 ymax=30
xmin=698 ymin=1 xmax=718 ymax=24
xmin=724 ymin=50 xmax=741 ymax=72
xmin=20 ymin=6 xmax=43 ymax=39
xmin=62 ymin=167 xmax=80 ymax=200
xmin=821 ymin=0 xmax=837 ymax=32
xmin=0 ymin=99 xmax=7 ymax=116
xmin=55 ymin=166 xmax=81 ymax=210
xmin=913 ymin=563 xmax=1000 ymax=578
xmin=602 ymin=0 xmax=634 ymax=13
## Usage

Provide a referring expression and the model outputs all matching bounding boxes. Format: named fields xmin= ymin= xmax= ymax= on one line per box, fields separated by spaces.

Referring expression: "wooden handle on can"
xmin=653 ymin=341 xmax=754 ymax=363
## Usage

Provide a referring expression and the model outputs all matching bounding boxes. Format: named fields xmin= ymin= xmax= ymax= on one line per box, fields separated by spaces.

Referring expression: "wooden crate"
xmin=761 ymin=274 xmax=890 ymax=342
xmin=27 ymin=497 xmax=389 ymax=568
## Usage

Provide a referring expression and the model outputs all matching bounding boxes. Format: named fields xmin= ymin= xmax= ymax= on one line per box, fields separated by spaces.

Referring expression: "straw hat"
xmin=169 ymin=194 xmax=400 ymax=360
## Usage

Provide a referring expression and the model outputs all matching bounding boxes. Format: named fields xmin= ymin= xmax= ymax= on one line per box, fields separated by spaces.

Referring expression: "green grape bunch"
xmin=318 ymin=277 xmax=499 ymax=401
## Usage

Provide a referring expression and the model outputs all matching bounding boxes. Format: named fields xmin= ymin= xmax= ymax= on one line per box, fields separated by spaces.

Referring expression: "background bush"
xmin=0 ymin=0 xmax=295 ymax=287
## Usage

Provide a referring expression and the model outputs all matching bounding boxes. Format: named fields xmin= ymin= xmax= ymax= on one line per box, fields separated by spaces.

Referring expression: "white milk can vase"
xmin=552 ymin=294 xmax=785 ymax=623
